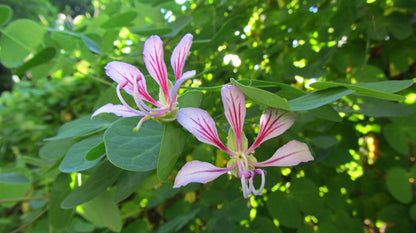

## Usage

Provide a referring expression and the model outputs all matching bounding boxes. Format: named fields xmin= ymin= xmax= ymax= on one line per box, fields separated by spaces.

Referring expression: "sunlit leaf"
xmin=288 ymin=87 xmax=354 ymax=111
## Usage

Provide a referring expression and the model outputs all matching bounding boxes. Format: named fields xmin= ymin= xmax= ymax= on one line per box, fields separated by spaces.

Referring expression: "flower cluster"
xmin=92 ymin=33 xmax=194 ymax=131
xmin=93 ymin=33 xmax=313 ymax=198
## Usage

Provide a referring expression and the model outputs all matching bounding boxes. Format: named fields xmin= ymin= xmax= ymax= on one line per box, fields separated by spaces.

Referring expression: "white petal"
xmin=251 ymin=140 xmax=313 ymax=167
xmin=105 ymin=61 xmax=144 ymax=96
xmin=221 ymin=85 xmax=246 ymax=152
xmin=91 ymin=103 xmax=143 ymax=118
xmin=143 ymin=35 xmax=169 ymax=100
xmin=171 ymin=33 xmax=193 ymax=81
xmin=177 ymin=108 xmax=234 ymax=155
xmin=174 ymin=161 xmax=230 ymax=188
xmin=247 ymin=108 xmax=296 ymax=153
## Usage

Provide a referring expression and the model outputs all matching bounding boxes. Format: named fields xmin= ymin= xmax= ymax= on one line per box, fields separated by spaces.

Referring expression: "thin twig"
xmin=9 ymin=206 xmax=49 ymax=233
xmin=0 ymin=195 xmax=49 ymax=204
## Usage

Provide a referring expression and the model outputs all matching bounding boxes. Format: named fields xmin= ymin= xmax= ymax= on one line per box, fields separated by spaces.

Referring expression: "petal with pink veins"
xmin=171 ymin=33 xmax=193 ymax=81
xmin=174 ymin=161 xmax=233 ymax=188
xmin=143 ymin=35 xmax=169 ymax=101
xmin=169 ymin=70 xmax=196 ymax=104
xmin=221 ymin=85 xmax=246 ymax=152
xmin=250 ymin=140 xmax=313 ymax=167
xmin=91 ymin=103 xmax=144 ymax=118
xmin=105 ymin=61 xmax=144 ymax=96
xmin=247 ymin=109 xmax=296 ymax=153
xmin=177 ymin=108 xmax=235 ymax=155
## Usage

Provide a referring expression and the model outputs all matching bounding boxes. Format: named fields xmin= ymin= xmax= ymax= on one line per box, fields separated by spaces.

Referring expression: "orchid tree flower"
xmin=175 ymin=85 xmax=313 ymax=198
xmin=92 ymin=33 xmax=195 ymax=131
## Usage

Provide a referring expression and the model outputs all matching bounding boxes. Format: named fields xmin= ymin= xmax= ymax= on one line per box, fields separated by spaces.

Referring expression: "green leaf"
xmin=61 ymin=161 xmax=122 ymax=208
xmin=59 ymin=135 xmax=104 ymax=173
xmin=251 ymin=216 xmax=282 ymax=233
xmin=267 ymin=191 xmax=302 ymax=228
xmin=39 ymin=138 xmax=76 ymax=160
xmin=231 ymin=79 xmax=290 ymax=110
xmin=0 ymin=5 xmax=12 ymax=26
xmin=0 ymin=19 xmax=45 ymax=68
xmin=46 ymin=116 xmax=110 ymax=141
xmin=104 ymin=117 xmax=164 ymax=171
xmin=290 ymin=178 xmax=323 ymax=215
xmin=355 ymin=97 xmax=413 ymax=117
xmin=100 ymin=11 xmax=137 ymax=28
xmin=0 ymin=183 xmax=30 ymax=207
xmin=79 ymin=191 xmax=122 ymax=232
xmin=157 ymin=209 xmax=199 ymax=233
xmin=383 ymin=122 xmax=410 ymax=155
xmin=114 ymin=171 xmax=150 ymax=203
xmin=85 ymin=141 xmax=106 ymax=161
xmin=157 ymin=123 xmax=186 ymax=181
xmin=0 ymin=172 xmax=30 ymax=184
xmin=49 ymin=174 xmax=74 ymax=229
xmin=310 ymin=80 xmax=413 ymax=101
xmin=14 ymin=47 xmax=57 ymax=76
xmin=288 ymin=87 xmax=354 ymax=111
xmin=308 ymin=105 xmax=342 ymax=122
xmin=165 ymin=15 xmax=192 ymax=38
xmin=80 ymin=34 xmax=100 ymax=54
xmin=178 ymin=90 xmax=203 ymax=108
xmin=409 ymin=203 xmax=416 ymax=222
xmin=386 ymin=167 xmax=412 ymax=204
xmin=387 ymin=12 xmax=413 ymax=40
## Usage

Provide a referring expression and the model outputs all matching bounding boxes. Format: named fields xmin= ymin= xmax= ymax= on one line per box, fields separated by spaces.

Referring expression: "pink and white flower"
xmin=92 ymin=33 xmax=195 ymax=131
xmin=175 ymin=85 xmax=313 ymax=198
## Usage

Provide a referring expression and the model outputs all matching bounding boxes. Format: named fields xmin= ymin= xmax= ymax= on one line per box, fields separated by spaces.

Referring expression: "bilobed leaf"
xmin=46 ymin=116 xmax=110 ymax=141
xmin=0 ymin=5 xmax=13 ymax=26
xmin=49 ymin=174 xmax=74 ymax=229
xmin=79 ymin=191 xmax=122 ymax=232
xmin=386 ymin=167 xmax=412 ymax=204
xmin=85 ymin=141 xmax=106 ymax=161
xmin=14 ymin=47 xmax=56 ymax=76
xmin=231 ymin=79 xmax=290 ymax=110
xmin=59 ymin=135 xmax=104 ymax=173
xmin=157 ymin=123 xmax=186 ymax=181
xmin=61 ymin=161 xmax=122 ymax=208
xmin=104 ymin=117 xmax=164 ymax=171
xmin=288 ymin=87 xmax=354 ymax=111
xmin=0 ymin=19 xmax=45 ymax=68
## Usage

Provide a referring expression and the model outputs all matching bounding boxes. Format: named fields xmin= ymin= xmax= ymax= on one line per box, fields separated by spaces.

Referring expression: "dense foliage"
xmin=0 ymin=0 xmax=415 ymax=232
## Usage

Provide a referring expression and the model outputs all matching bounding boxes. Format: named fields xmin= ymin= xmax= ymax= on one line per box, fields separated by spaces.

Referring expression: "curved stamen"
xmin=116 ymin=82 xmax=144 ymax=115
xmin=132 ymin=75 xmax=168 ymax=116
xmin=133 ymin=115 xmax=151 ymax=132
xmin=240 ymin=175 xmax=250 ymax=199
xmin=249 ymin=169 xmax=266 ymax=195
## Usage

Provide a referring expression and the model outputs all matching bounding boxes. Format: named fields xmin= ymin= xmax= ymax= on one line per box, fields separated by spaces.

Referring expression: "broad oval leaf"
xmin=0 ymin=5 xmax=12 ymax=26
xmin=104 ymin=117 xmax=164 ymax=171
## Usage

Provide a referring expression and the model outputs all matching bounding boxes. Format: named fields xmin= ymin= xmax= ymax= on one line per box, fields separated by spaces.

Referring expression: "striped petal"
xmin=171 ymin=33 xmax=193 ymax=81
xmin=105 ymin=61 xmax=144 ymax=96
xmin=247 ymin=108 xmax=296 ymax=154
xmin=91 ymin=103 xmax=143 ymax=118
xmin=143 ymin=35 xmax=169 ymax=102
xmin=221 ymin=85 xmax=246 ymax=152
xmin=177 ymin=108 xmax=235 ymax=156
xmin=169 ymin=70 xmax=196 ymax=105
xmin=174 ymin=161 xmax=232 ymax=188
xmin=250 ymin=140 xmax=313 ymax=167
